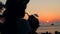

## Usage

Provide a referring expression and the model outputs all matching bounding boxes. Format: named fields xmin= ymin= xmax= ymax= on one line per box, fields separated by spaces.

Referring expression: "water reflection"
xmin=37 ymin=25 xmax=60 ymax=34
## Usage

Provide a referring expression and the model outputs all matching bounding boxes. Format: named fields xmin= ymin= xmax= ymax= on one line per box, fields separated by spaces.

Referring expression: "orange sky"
xmin=25 ymin=0 xmax=60 ymax=23
xmin=2 ymin=0 xmax=60 ymax=23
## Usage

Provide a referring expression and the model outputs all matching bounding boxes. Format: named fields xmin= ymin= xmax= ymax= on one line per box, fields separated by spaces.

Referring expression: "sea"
xmin=36 ymin=24 xmax=60 ymax=34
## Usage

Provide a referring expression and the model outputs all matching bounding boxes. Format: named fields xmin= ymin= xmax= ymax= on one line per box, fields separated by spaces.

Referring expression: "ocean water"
xmin=36 ymin=25 xmax=60 ymax=34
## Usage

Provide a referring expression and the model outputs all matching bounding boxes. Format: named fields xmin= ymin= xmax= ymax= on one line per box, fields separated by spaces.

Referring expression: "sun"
xmin=46 ymin=20 xmax=49 ymax=23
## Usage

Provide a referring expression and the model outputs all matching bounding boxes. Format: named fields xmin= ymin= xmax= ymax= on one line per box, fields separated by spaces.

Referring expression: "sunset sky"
xmin=1 ymin=0 xmax=60 ymax=23
xmin=26 ymin=0 xmax=60 ymax=23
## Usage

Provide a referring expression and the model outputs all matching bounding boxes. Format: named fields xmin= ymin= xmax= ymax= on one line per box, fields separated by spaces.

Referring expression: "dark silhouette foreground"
xmin=0 ymin=0 xmax=40 ymax=34
xmin=17 ymin=18 xmax=32 ymax=34
xmin=28 ymin=15 xmax=39 ymax=34
xmin=1 ymin=0 xmax=30 ymax=34
xmin=26 ymin=13 xmax=39 ymax=34
xmin=0 ymin=1 xmax=5 ymax=33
